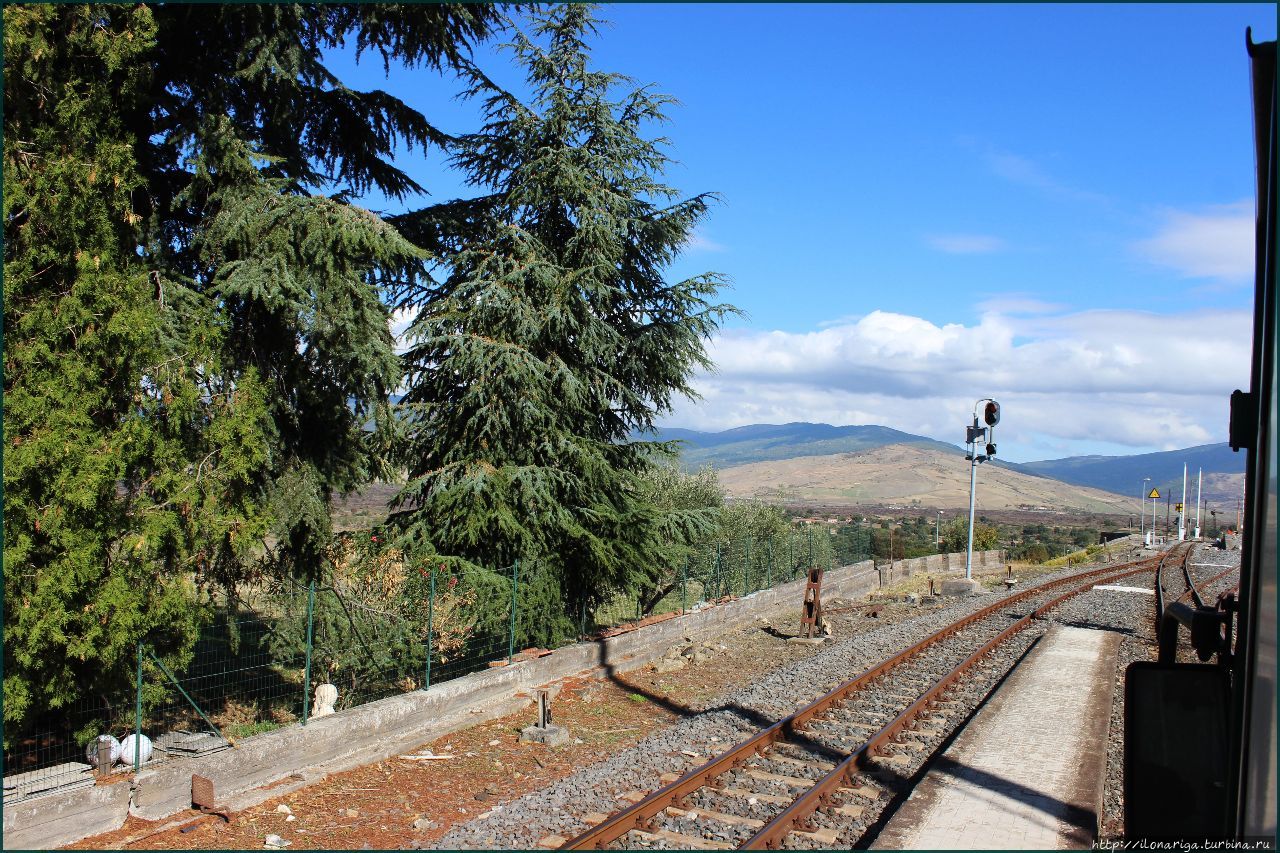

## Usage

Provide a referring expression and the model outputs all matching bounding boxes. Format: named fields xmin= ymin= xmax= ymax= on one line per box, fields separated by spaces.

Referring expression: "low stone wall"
xmin=7 ymin=549 xmax=983 ymax=848
xmin=877 ymin=549 xmax=1002 ymax=588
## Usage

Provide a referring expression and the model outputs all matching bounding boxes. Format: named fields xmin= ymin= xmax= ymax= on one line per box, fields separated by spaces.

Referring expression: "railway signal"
xmin=964 ymin=398 xmax=1000 ymax=580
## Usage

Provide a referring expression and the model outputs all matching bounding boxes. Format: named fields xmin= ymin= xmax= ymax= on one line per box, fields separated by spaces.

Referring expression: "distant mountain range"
xmin=646 ymin=423 xmax=1246 ymax=508
xmin=1020 ymin=443 xmax=1245 ymax=507
xmin=649 ymin=423 xmax=958 ymax=468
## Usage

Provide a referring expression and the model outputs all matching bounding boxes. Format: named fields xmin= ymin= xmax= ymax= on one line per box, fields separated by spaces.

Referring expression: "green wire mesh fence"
xmin=5 ymin=527 xmax=861 ymax=799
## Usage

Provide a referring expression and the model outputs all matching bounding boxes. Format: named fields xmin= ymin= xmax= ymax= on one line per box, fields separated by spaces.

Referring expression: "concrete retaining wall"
xmin=877 ymin=550 xmax=1001 ymax=589
xmin=8 ymin=549 xmax=988 ymax=848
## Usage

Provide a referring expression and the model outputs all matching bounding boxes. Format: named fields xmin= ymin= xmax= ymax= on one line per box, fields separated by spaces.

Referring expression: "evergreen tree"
xmin=3 ymin=4 xmax=267 ymax=731
xmin=126 ymin=4 xmax=503 ymax=588
xmin=3 ymin=4 xmax=503 ymax=729
xmin=390 ymin=5 xmax=735 ymax=622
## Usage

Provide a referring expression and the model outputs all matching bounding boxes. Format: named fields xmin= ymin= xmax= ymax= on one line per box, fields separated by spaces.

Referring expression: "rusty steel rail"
xmin=1180 ymin=554 xmax=1207 ymax=608
xmin=740 ymin=557 xmax=1163 ymax=849
xmin=1153 ymin=544 xmax=1193 ymax=638
xmin=561 ymin=556 xmax=1166 ymax=851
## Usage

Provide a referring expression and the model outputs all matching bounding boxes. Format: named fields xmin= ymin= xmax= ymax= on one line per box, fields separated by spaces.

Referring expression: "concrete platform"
xmin=873 ymin=625 xmax=1120 ymax=850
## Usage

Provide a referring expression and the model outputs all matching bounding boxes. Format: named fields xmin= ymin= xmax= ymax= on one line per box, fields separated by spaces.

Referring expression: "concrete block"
xmin=519 ymin=724 xmax=570 ymax=746
xmin=940 ymin=578 xmax=983 ymax=597
xmin=2 ymin=779 xmax=131 ymax=850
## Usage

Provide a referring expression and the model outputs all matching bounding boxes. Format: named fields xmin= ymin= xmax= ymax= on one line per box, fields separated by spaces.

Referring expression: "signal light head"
xmin=986 ymin=443 xmax=997 ymax=457
xmin=983 ymin=400 xmax=1001 ymax=427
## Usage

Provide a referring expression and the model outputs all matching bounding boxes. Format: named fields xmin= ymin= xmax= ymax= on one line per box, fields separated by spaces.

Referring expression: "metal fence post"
xmin=766 ymin=539 xmax=773 ymax=589
xmin=134 ymin=643 xmax=143 ymax=773
xmin=681 ymin=558 xmax=688 ymax=615
xmin=808 ymin=527 xmax=814 ymax=569
xmin=744 ymin=538 xmax=751 ymax=595
xmin=302 ymin=580 xmax=315 ymax=725
xmin=715 ymin=542 xmax=722 ymax=599
xmin=425 ymin=568 xmax=436 ymax=690
xmin=508 ymin=560 xmax=519 ymax=665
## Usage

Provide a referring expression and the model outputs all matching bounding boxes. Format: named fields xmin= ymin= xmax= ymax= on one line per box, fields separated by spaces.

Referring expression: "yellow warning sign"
xmin=1148 ymin=488 xmax=1161 ymax=499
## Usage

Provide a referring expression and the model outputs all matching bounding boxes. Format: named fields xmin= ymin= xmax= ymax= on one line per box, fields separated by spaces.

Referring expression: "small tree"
xmin=940 ymin=517 xmax=999 ymax=554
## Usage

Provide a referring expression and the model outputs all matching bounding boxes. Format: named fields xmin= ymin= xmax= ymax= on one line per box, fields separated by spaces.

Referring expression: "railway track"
xmin=563 ymin=551 xmax=1185 ymax=851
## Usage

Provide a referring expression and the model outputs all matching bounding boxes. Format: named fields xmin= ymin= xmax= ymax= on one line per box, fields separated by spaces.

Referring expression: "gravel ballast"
xmin=436 ymin=552 xmax=1164 ymax=850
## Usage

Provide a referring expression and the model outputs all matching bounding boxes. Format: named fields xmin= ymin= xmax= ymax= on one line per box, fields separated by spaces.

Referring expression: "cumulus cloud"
xmin=926 ymin=233 xmax=1007 ymax=254
xmin=666 ymin=307 xmax=1250 ymax=459
xmin=1133 ymin=200 xmax=1254 ymax=282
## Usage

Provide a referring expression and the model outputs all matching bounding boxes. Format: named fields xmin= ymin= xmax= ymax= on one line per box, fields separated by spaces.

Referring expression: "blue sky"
xmin=327 ymin=4 xmax=1275 ymax=462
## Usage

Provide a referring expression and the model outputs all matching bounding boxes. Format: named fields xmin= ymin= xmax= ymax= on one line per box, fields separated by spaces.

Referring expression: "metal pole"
xmin=302 ymin=580 xmax=314 ymax=725
xmin=508 ymin=560 xmax=519 ymax=665
xmin=425 ymin=568 xmax=436 ymax=689
xmin=744 ymin=538 xmax=751 ymax=596
xmin=146 ymin=649 xmax=233 ymax=745
xmin=766 ymin=539 xmax=773 ymax=589
xmin=717 ymin=542 xmax=725 ymax=597
xmin=1195 ymin=468 xmax=1203 ymax=538
xmin=135 ymin=644 xmax=143 ymax=773
xmin=1141 ymin=478 xmax=1150 ymax=541
xmin=965 ymin=417 xmax=979 ymax=580
xmin=1179 ymin=463 xmax=1187 ymax=541
xmin=680 ymin=558 xmax=688 ymax=615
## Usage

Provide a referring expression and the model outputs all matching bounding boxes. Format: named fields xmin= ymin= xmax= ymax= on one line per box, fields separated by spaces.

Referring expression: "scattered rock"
xmin=285 ymin=815 xmax=296 ymax=823
xmin=275 ymin=804 xmax=292 ymax=815
xmin=412 ymin=818 xmax=438 ymax=832
xmin=344 ymin=808 xmax=360 ymax=818
xmin=264 ymin=834 xmax=291 ymax=849
xmin=653 ymin=655 xmax=686 ymax=673
xmin=488 ymin=739 xmax=500 ymax=746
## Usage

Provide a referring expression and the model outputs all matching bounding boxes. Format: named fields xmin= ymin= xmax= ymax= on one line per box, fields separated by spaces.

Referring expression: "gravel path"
xmin=436 ymin=554 xmax=1153 ymax=850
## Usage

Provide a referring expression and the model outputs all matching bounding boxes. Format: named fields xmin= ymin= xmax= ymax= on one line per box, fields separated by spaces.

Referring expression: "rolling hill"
xmin=647 ymin=422 xmax=1245 ymax=514
xmin=714 ymin=443 xmax=1136 ymax=514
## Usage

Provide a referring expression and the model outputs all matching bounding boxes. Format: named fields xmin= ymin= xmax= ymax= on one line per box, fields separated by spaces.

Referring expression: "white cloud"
xmin=926 ymin=234 xmax=1007 ymax=254
xmin=983 ymin=148 xmax=1107 ymax=204
xmin=666 ymin=307 xmax=1251 ymax=460
xmin=683 ymin=230 xmax=727 ymax=253
xmin=974 ymin=295 xmax=1064 ymax=315
xmin=1133 ymin=200 xmax=1254 ymax=282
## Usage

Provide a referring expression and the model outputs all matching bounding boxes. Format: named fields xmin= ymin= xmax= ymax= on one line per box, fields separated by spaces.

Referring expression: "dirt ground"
xmin=71 ymin=592 xmax=943 ymax=851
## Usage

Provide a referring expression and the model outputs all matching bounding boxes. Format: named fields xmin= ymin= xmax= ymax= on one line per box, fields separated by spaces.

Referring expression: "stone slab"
xmin=872 ymin=625 xmax=1120 ymax=850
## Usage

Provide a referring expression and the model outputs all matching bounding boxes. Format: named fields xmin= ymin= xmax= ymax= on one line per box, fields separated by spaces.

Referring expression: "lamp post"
xmin=1140 ymin=478 xmax=1151 ymax=542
